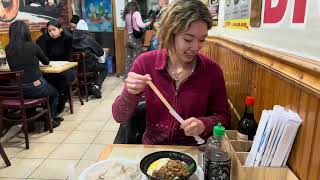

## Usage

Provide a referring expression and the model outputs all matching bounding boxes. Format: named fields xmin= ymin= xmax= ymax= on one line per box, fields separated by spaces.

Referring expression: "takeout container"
xmin=225 ymin=130 xmax=299 ymax=180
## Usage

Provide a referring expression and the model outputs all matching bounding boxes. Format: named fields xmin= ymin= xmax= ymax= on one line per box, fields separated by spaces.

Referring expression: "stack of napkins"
xmin=245 ymin=105 xmax=302 ymax=167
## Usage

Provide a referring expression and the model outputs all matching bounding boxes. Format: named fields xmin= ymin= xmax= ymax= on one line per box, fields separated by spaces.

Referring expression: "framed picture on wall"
xmin=0 ymin=0 xmax=69 ymax=32
xmin=81 ymin=0 xmax=113 ymax=32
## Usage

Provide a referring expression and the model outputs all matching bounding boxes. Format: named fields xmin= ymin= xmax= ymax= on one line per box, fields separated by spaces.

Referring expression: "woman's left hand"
xmin=180 ymin=117 xmax=205 ymax=136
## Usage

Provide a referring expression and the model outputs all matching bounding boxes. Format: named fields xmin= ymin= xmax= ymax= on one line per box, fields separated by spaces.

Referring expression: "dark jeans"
xmin=22 ymin=77 xmax=59 ymax=118
xmin=89 ymin=63 xmax=107 ymax=89
xmin=44 ymin=69 xmax=76 ymax=93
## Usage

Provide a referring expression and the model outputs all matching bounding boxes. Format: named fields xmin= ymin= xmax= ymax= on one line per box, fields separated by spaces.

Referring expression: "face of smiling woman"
xmin=173 ymin=20 xmax=208 ymax=64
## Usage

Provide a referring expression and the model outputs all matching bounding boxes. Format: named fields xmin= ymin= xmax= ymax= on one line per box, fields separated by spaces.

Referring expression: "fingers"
xmin=181 ymin=117 xmax=205 ymax=136
xmin=125 ymin=72 xmax=152 ymax=94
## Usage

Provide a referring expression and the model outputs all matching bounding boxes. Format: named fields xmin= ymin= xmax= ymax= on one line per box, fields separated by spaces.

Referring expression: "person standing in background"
xmin=121 ymin=1 xmax=153 ymax=79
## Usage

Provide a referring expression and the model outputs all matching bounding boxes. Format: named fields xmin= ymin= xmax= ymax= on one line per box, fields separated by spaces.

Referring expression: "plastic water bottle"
xmin=204 ymin=123 xmax=231 ymax=180
xmin=105 ymin=55 xmax=113 ymax=74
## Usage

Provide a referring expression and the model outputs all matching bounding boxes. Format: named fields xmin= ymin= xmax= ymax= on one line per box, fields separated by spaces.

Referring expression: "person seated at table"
xmin=5 ymin=21 xmax=61 ymax=127
xmin=69 ymin=15 xmax=80 ymax=32
xmin=112 ymin=0 xmax=231 ymax=145
xmin=36 ymin=20 xmax=75 ymax=114
xmin=72 ymin=19 xmax=106 ymax=98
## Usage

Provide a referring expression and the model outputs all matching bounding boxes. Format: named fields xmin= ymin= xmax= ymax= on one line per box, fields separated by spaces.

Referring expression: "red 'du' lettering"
xmin=263 ymin=0 xmax=288 ymax=23
xmin=292 ymin=0 xmax=307 ymax=23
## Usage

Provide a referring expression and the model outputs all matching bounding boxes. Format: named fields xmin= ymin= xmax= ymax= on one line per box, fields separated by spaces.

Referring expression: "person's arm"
xmin=35 ymin=44 xmax=50 ymax=65
xmin=87 ymin=36 xmax=104 ymax=57
xmin=36 ymin=35 xmax=49 ymax=57
xmin=112 ymin=56 xmax=146 ymax=123
xmin=198 ymin=64 xmax=231 ymax=138
xmin=65 ymin=34 xmax=73 ymax=61
xmin=133 ymin=11 xmax=151 ymax=29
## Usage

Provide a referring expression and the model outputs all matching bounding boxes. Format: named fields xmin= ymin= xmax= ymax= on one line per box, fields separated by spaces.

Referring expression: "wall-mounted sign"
xmin=0 ymin=0 xmax=69 ymax=31
xmin=224 ymin=0 xmax=251 ymax=29
xmin=82 ymin=0 xmax=113 ymax=32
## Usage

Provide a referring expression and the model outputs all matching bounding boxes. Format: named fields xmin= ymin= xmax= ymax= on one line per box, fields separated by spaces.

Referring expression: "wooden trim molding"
xmin=206 ymin=36 xmax=320 ymax=97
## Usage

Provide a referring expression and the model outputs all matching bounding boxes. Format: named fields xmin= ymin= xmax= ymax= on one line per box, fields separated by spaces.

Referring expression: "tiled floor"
xmin=0 ymin=76 xmax=124 ymax=180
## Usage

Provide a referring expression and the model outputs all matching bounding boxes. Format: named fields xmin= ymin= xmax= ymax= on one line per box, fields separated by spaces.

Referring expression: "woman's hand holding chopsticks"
xmin=125 ymin=72 xmax=152 ymax=95
xmin=180 ymin=117 xmax=205 ymax=136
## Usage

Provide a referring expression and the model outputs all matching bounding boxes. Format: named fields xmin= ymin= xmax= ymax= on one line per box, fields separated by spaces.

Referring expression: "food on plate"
xmin=86 ymin=161 xmax=142 ymax=180
xmin=147 ymin=158 xmax=191 ymax=180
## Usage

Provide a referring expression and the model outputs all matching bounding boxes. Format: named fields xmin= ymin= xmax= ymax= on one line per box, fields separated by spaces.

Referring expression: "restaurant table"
xmin=0 ymin=61 xmax=78 ymax=73
xmin=99 ymin=144 xmax=200 ymax=163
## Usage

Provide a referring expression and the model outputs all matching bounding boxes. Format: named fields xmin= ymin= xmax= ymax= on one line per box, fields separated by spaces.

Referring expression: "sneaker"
xmin=44 ymin=120 xmax=60 ymax=130
xmin=91 ymin=85 xmax=102 ymax=98
xmin=53 ymin=116 xmax=64 ymax=122
xmin=52 ymin=120 xmax=60 ymax=128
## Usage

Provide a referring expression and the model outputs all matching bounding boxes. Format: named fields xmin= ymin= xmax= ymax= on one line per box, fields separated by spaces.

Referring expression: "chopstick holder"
xmin=146 ymin=81 xmax=205 ymax=144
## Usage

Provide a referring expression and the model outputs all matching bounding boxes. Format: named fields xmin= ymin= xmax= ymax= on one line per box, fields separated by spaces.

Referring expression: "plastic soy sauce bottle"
xmin=237 ymin=96 xmax=257 ymax=141
xmin=204 ymin=123 xmax=231 ymax=180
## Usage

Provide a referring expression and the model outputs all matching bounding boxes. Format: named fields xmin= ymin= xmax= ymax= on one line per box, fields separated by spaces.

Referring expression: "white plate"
xmin=79 ymin=159 xmax=204 ymax=180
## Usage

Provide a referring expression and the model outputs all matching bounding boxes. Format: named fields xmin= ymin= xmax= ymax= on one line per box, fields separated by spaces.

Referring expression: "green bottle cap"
xmin=213 ymin=123 xmax=225 ymax=137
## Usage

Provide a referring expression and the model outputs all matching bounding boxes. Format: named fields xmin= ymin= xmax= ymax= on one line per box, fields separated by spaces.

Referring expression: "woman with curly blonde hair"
xmin=113 ymin=0 xmax=230 ymax=145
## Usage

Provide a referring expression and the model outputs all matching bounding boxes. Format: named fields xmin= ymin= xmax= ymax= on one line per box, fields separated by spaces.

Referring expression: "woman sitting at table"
xmin=112 ymin=0 xmax=231 ymax=146
xmin=36 ymin=20 xmax=75 ymax=115
xmin=5 ymin=21 xmax=61 ymax=127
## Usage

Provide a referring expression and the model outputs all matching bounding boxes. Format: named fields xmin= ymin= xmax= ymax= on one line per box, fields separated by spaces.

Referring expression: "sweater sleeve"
xmin=198 ymin=63 xmax=231 ymax=138
xmin=35 ymin=44 xmax=50 ymax=65
xmin=112 ymin=54 xmax=145 ymax=123
xmin=133 ymin=11 xmax=151 ymax=29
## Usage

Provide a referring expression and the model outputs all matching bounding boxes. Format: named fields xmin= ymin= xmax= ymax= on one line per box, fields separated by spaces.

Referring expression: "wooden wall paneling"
xmin=307 ymin=104 xmax=320 ymax=180
xmin=250 ymin=0 xmax=262 ymax=27
xmin=203 ymin=37 xmax=320 ymax=180
xmin=1 ymin=31 xmax=42 ymax=47
xmin=288 ymin=91 xmax=309 ymax=176
xmin=297 ymin=96 xmax=319 ymax=180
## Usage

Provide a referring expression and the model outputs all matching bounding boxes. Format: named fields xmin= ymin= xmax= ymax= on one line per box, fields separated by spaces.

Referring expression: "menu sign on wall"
xmin=224 ymin=0 xmax=252 ymax=29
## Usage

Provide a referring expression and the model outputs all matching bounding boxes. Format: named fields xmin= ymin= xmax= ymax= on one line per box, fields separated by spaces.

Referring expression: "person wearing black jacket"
xmin=36 ymin=20 xmax=75 ymax=114
xmin=5 ymin=21 xmax=61 ymax=127
xmin=72 ymin=19 xmax=106 ymax=98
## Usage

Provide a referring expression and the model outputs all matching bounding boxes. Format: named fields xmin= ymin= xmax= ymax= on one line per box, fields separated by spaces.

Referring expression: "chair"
xmin=0 ymin=71 xmax=53 ymax=149
xmin=113 ymin=99 xmax=146 ymax=144
xmin=71 ymin=52 xmax=96 ymax=102
xmin=67 ymin=75 xmax=84 ymax=114
xmin=0 ymin=142 xmax=10 ymax=166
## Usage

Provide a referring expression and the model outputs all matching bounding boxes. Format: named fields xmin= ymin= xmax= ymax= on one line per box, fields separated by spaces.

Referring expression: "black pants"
xmin=44 ymin=69 xmax=76 ymax=112
xmin=89 ymin=63 xmax=107 ymax=89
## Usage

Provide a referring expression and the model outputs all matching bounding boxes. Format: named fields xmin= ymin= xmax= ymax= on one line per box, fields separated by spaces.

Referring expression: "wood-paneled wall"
xmin=114 ymin=28 xmax=126 ymax=75
xmin=201 ymin=36 xmax=320 ymax=180
xmin=0 ymin=31 xmax=42 ymax=47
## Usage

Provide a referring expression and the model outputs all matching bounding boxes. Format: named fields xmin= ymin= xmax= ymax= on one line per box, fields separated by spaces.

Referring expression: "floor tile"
xmin=48 ymin=144 xmax=90 ymax=160
xmin=93 ymin=132 xmax=117 ymax=145
xmin=1 ymin=145 xmax=23 ymax=158
xmin=0 ymin=158 xmax=44 ymax=178
xmin=14 ymin=143 xmax=59 ymax=159
xmin=29 ymin=159 xmax=78 ymax=179
xmin=82 ymin=144 xmax=106 ymax=161
xmin=101 ymin=118 xmax=120 ymax=132
xmin=75 ymin=121 xmax=106 ymax=131
xmin=0 ymin=178 xmax=26 ymax=180
xmin=63 ymin=131 xmax=99 ymax=144
xmin=68 ymin=160 xmax=96 ymax=180
xmin=53 ymin=121 xmax=80 ymax=132
xmin=31 ymin=131 xmax=70 ymax=143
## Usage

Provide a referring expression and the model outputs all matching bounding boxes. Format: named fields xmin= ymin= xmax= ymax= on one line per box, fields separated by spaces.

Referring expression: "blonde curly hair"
xmin=158 ymin=0 xmax=212 ymax=50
